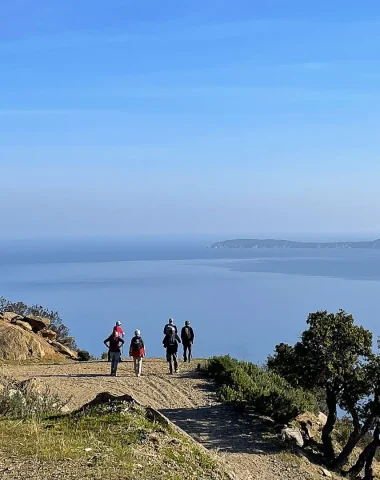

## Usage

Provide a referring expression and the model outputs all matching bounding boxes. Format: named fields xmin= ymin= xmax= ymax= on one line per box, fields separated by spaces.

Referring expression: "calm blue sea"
xmin=1 ymin=236 xmax=380 ymax=361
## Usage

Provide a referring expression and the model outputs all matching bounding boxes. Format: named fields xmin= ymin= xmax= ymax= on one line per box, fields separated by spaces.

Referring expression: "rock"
xmin=17 ymin=378 xmax=44 ymax=394
xmin=321 ymin=467 xmax=332 ymax=477
xmin=50 ymin=341 xmax=78 ymax=359
xmin=39 ymin=329 xmax=57 ymax=340
xmin=318 ymin=412 xmax=328 ymax=426
xmin=0 ymin=320 xmax=64 ymax=361
xmin=1 ymin=312 xmax=22 ymax=323
xmin=84 ymin=448 xmax=92 ymax=452
xmin=22 ymin=315 xmax=50 ymax=333
xmin=281 ymin=426 xmax=304 ymax=448
xmin=60 ymin=405 xmax=70 ymax=413
xmin=14 ymin=320 xmax=33 ymax=332
xmin=295 ymin=412 xmax=324 ymax=439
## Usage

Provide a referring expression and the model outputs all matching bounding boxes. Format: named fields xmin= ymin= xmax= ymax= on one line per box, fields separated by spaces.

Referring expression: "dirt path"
xmin=1 ymin=359 xmax=330 ymax=480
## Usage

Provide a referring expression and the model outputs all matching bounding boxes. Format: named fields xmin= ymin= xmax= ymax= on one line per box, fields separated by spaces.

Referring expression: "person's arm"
xmin=163 ymin=336 xmax=167 ymax=347
xmin=176 ymin=333 xmax=181 ymax=343
xmin=119 ymin=338 xmax=125 ymax=345
xmin=191 ymin=328 xmax=194 ymax=342
xmin=104 ymin=336 xmax=111 ymax=347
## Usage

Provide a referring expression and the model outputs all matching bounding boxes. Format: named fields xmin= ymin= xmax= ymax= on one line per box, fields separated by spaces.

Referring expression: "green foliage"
xmin=100 ymin=351 xmax=108 ymax=360
xmin=0 ymin=378 xmax=65 ymax=419
xmin=0 ymin=296 xmax=76 ymax=350
xmin=267 ymin=310 xmax=377 ymax=471
xmin=76 ymin=350 xmax=92 ymax=362
xmin=205 ymin=355 xmax=317 ymax=423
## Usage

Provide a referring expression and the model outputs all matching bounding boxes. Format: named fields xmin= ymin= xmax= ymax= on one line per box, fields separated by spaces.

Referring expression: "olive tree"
xmin=267 ymin=310 xmax=373 ymax=467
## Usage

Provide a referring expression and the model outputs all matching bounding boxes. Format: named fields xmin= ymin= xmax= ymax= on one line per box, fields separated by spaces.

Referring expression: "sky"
xmin=1 ymin=0 xmax=380 ymax=239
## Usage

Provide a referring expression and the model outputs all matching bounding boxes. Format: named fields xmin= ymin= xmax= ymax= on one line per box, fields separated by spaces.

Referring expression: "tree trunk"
xmin=322 ymin=387 xmax=337 ymax=463
xmin=349 ymin=424 xmax=380 ymax=480
xmin=332 ymin=415 xmax=375 ymax=471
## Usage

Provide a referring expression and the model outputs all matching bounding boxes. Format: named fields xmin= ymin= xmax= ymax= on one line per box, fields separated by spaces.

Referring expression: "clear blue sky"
xmin=1 ymin=1 xmax=380 ymax=239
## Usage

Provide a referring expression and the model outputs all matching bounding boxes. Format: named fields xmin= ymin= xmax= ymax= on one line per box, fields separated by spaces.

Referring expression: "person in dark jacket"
xmin=129 ymin=329 xmax=145 ymax=377
xmin=181 ymin=320 xmax=194 ymax=363
xmin=104 ymin=330 xmax=124 ymax=376
xmin=163 ymin=317 xmax=178 ymax=335
xmin=163 ymin=326 xmax=181 ymax=374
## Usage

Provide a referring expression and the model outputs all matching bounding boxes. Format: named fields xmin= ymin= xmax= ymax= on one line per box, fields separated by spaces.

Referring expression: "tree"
xmin=267 ymin=310 xmax=373 ymax=466
xmin=0 ymin=296 xmax=76 ymax=349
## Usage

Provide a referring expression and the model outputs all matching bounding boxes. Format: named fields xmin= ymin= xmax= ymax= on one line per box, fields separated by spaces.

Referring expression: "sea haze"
xmin=1 ymin=236 xmax=380 ymax=361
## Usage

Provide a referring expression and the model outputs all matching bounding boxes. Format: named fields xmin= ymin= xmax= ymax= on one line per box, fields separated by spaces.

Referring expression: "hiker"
xmin=163 ymin=326 xmax=181 ymax=374
xmin=129 ymin=329 xmax=145 ymax=377
xmin=113 ymin=320 xmax=125 ymax=337
xmin=104 ymin=330 xmax=124 ymax=376
xmin=163 ymin=317 xmax=178 ymax=335
xmin=109 ymin=321 xmax=125 ymax=362
xmin=181 ymin=320 xmax=194 ymax=362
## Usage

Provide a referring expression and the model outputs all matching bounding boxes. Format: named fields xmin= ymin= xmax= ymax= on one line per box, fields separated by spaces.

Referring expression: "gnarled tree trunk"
xmin=322 ymin=387 xmax=337 ymax=464
xmin=349 ymin=423 xmax=380 ymax=480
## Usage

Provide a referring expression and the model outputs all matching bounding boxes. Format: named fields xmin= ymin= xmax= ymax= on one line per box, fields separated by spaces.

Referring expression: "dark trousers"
xmin=183 ymin=343 xmax=192 ymax=362
xmin=166 ymin=351 xmax=178 ymax=373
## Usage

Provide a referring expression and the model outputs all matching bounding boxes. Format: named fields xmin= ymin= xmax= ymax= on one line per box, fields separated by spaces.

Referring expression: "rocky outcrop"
xmin=0 ymin=312 xmax=22 ymax=323
xmin=14 ymin=320 xmax=33 ymax=332
xmin=50 ymin=341 xmax=78 ymax=359
xmin=40 ymin=329 xmax=57 ymax=341
xmin=23 ymin=315 xmax=50 ymax=333
xmin=0 ymin=320 xmax=64 ymax=361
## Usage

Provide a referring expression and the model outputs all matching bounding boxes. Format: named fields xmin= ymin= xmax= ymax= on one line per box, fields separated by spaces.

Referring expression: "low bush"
xmin=0 ymin=377 xmax=66 ymax=419
xmin=76 ymin=349 xmax=91 ymax=361
xmin=205 ymin=355 xmax=317 ymax=423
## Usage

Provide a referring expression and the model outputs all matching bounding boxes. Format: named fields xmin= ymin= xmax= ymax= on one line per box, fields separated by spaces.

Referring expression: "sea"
xmin=1 ymin=236 xmax=380 ymax=362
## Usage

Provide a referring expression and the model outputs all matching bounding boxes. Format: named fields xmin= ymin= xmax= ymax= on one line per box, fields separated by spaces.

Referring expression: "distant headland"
xmin=210 ymin=238 xmax=380 ymax=249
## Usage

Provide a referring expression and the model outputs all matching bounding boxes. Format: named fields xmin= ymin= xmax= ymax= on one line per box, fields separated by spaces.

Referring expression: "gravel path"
xmin=1 ymin=359 xmax=334 ymax=480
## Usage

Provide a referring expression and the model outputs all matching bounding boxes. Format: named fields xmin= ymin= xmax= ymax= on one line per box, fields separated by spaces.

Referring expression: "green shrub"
xmin=77 ymin=349 xmax=91 ymax=361
xmin=205 ymin=355 xmax=317 ymax=423
xmin=0 ymin=378 xmax=66 ymax=419
xmin=100 ymin=351 xmax=108 ymax=360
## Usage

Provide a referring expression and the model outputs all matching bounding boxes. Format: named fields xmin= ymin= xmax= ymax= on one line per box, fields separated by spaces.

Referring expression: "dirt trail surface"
xmin=1 ymin=359 xmax=332 ymax=480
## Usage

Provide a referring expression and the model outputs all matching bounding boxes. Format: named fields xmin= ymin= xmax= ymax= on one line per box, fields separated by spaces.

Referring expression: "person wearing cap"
xmin=181 ymin=320 xmax=194 ymax=362
xmin=113 ymin=321 xmax=125 ymax=337
xmin=112 ymin=321 xmax=125 ymax=362
xmin=104 ymin=330 xmax=124 ymax=376
xmin=129 ymin=329 xmax=145 ymax=377
xmin=163 ymin=317 xmax=178 ymax=335
xmin=163 ymin=326 xmax=181 ymax=374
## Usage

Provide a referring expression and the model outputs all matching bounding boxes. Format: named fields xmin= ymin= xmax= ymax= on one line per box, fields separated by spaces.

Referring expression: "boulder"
xmin=294 ymin=412 xmax=325 ymax=439
xmin=0 ymin=320 xmax=64 ymax=361
xmin=40 ymin=329 xmax=57 ymax=341
xmin=14 ymin=320 xmax=33 ymax=332
xmin=281 ymin=426 xmax=304 ymax=448
xmin=51 ymin=341 xmax=78 ymax=359
xmin=23 ymin=315 xmax=50 ymax=333
xmin=1 ymin=312 xmax=22 ymax=323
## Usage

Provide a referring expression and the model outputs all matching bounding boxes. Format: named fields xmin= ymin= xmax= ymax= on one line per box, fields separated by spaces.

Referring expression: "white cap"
xmin=135 ymin=329 xmax=140 ymax=336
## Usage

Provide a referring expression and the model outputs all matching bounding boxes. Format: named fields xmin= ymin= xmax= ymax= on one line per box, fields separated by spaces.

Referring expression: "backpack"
xmin=131 ymin=336 xmax=143 ymax=352
xmin=182 ymin=327 xmax=192 ymax=342
xmin=165 ymin=324 xmax=175 ymax=335
xmin=167 ymin=333 xmax=177 ymax=346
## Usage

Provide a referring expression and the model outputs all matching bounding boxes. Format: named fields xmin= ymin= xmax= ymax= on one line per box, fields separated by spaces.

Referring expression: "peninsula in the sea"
xmin=210 ymin=239 xmax=380 ymax=249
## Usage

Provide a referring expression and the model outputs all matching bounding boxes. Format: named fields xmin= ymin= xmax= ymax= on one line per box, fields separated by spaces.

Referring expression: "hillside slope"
xmin=1 ymin=359 xmax=344 ymax=480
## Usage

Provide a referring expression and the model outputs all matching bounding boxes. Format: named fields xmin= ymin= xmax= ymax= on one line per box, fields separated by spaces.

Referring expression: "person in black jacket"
xmin=163 ymin=317 xmax=178 ymax=335
xmin=104 ymin=330 xmax=124 ymax=376
xmin=163 ymin=326 xmax=181 ymax=374
xmin=181 ymin=320 xmax=194 ymax=363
